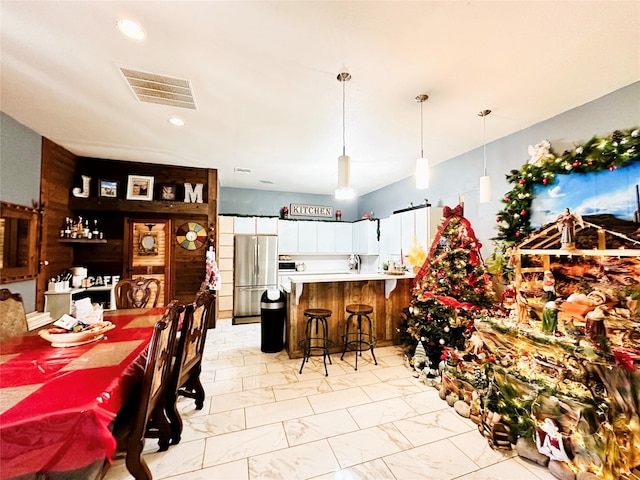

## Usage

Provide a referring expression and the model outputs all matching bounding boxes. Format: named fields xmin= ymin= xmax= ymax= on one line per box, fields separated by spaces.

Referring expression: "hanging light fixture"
xmin=415 ymin=94 xmax=429 ymax=189
xmin=335 ymin=72 xmax=354 ymax=200
xmin=478 ymin=109 xmax=492 ymax=203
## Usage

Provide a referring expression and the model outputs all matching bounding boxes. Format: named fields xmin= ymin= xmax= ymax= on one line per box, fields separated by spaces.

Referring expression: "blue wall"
xmin=219 ymin=187 xmax=360 ymax=221
xmin=0 ymin=112 xmax=42 ymax=311
xmin=358 ymin=81 xmax=640 ymax=256
xmin=220 ymin=82 xmax=639 ymax=257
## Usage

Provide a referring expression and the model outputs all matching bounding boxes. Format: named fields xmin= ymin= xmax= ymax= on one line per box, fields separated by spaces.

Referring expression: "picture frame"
xmin=160 ymin=184 xmax=177 ymax=201
xmin=126 ymin=175 xmax=154 ymax=201
xmin=98 ymin=179 xmax=119 ymax=198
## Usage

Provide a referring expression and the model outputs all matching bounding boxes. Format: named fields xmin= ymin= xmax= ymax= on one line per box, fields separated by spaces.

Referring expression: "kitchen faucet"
xmin=348 ymin=254 xmax=361 ymax=274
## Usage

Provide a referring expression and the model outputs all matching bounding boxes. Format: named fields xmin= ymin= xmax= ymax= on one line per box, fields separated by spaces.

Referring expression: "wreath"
xmin=494 ymin=128 xmax=640 ymax=245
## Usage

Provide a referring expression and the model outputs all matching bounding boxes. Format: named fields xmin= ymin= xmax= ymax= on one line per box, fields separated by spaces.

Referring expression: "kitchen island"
xmin=283 ymin=272 xmax=415 ymax=359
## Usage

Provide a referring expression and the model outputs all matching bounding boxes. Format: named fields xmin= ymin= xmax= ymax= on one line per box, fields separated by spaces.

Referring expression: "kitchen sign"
xmin=290 ymin=204 xmax=334 ymax=218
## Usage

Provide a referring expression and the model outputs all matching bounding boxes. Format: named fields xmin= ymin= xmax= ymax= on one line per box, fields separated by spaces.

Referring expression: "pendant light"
xmin=335 ymin=72 xmax=354 ymax=200
xmin=415 ymin=94 xmax=429 ymax=189
xmin=478 ymin=109 xmax=492 ymax=203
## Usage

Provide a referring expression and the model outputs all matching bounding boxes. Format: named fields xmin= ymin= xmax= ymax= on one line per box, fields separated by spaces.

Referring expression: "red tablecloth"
xmin=0 ymin=308 xmax=163 ymax=479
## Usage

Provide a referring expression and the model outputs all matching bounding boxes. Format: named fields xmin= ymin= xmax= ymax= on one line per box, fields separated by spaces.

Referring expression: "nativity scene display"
xmin=400 ymin=128 xmax=640 ymax=480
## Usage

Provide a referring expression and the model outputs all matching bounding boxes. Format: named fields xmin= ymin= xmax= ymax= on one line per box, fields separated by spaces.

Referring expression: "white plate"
xmin=49 ymin=334 xmax=105 ymax=348
xmin=39 ymin=321 xmax=115 ymax=346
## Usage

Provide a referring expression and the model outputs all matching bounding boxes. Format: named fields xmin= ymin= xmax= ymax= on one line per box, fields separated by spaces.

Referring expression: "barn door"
xmin=124 ymin=218 xmax=171 ymax=306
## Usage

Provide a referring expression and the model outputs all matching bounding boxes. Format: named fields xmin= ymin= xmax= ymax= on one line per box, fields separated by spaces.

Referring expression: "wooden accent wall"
xmin=38 ymin=138 xmax=75 ymax=311
xmin=38 ymin=140 xmax=218 ymax=318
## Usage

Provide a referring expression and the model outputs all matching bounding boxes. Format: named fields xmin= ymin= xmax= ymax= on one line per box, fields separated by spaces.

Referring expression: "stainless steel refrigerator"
xmin=233 ymin=234 xmax=279 ymax=319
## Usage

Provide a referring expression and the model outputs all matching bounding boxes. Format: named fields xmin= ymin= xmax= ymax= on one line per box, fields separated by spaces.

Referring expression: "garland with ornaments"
xmin=494 ymin=127 xmax=640 ymax=245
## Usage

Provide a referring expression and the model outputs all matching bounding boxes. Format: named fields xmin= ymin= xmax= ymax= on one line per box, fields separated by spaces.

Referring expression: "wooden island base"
xmin=283 ymin=273 xmax=415 ymax=359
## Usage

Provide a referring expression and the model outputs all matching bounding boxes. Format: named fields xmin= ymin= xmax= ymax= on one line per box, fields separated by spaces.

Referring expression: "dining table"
xmin=0 ymin=307 xmax=164 ymax=480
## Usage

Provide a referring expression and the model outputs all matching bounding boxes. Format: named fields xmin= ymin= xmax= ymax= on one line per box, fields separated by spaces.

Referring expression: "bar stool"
xmin=341 ymin=304 xmax=377 ymax=371
xmin=299 ymin=308 xmax=333 ymax=376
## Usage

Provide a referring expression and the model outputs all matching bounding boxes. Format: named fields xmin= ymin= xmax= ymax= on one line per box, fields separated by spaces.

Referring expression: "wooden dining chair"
xmin=165 ymin=286 xmax=213 ymax=445
xmin=111 ymin=300 xmax=180 ymax=480
xmin=114 ymin=277 xmax=161 ymax=309
xmin=0 ymin=289 xmax=29 ymax=342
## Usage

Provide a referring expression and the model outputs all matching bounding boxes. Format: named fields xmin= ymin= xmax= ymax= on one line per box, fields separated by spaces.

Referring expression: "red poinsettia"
xmin=613 ymin=349 xmax=636 ymax=371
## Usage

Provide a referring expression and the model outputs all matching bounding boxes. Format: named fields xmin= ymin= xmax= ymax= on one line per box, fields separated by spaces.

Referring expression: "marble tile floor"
xmin=104 ymin=318 xmax=558 ymax=480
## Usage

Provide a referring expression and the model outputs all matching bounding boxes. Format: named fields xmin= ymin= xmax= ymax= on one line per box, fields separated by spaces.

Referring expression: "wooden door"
xmin=123 ymin=218 xmax=171 ymax=306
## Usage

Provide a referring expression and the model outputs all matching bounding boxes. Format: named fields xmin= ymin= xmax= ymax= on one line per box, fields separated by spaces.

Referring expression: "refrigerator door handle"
xmin=254 ymin=239 xmax=260 ymax=282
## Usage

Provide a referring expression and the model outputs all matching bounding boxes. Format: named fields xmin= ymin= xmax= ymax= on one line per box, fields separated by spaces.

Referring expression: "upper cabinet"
xmin=334 ymin=222 xmax=353 ymax=254
xmin=233 ymin=216 xmax=278 ymax=235
xmin=352 ymin=219 xmax=379 ymax=255
xmin=297 ymin=221 xmax=318 ymax=253
xmin=415 ymin=206 xmax=443 ymax=252
xmin=276 ymin=220 xmax=354 ymax=255
xmin=256 ymin=217 xmax=278 ymax=234
xmin=277 ymin=220 xmax=298 ymax=253
xmin=383 ymin=206 xmax=443 ymax=262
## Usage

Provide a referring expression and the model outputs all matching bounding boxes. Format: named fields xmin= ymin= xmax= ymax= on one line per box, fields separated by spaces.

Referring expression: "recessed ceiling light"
xmin=117 ymin=19 xmax=145 ymax=40
xmin=234 ymin=167 xmax=252 ymax=174
xmin=259 ymin=180 xmax=274 ymax=184
xmin=168 ymin=117 xmax=185 ymax=126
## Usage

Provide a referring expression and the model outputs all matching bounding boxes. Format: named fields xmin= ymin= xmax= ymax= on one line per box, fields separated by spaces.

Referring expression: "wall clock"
xmin=176 ymin=222 xmax=207 ymax=250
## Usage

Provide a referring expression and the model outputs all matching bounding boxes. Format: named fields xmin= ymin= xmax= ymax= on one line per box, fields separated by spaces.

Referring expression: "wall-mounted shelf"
xmin=58 ymin=238 xmax=107 ymax=244
xmin=68 ymin=197 xmax=209 ymax=215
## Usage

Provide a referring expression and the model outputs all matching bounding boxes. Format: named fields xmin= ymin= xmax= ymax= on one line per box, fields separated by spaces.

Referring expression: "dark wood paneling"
xmin=38 ymin=143 xmax=218 ymax=325
xmin=38 ymin=138 xmax=76 ymax=311
xmin=172 ymin=215 xmax=209 ymax=304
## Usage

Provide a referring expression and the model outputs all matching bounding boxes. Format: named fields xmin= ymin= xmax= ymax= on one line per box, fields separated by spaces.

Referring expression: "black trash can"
xmin=260 ymin=289 xmax=286 ymax=353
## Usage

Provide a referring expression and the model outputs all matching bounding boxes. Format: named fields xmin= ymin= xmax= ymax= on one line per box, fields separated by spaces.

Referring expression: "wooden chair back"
xmin=0 ymin=289 xmax=29 ymax=342
xmin=165 ymin=286 xmax=213 ymax=444
xmin=113 ymin=300 xmax=180 ymax=480
xmin=114 ymin=278 xmax=161 ymax=309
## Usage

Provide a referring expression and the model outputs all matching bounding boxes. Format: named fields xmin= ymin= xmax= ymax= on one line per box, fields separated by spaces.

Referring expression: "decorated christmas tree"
xmin=400 ymin=204 xmax=496 ymax=365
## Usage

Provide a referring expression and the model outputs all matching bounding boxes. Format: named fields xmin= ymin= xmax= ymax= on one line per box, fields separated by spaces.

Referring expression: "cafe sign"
xmin=290 ymin=204 xmax=334 ymax=218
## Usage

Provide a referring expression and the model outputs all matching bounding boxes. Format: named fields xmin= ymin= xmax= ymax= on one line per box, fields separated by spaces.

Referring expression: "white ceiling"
xmin=1 ymin=1 xmax=639 ymax=196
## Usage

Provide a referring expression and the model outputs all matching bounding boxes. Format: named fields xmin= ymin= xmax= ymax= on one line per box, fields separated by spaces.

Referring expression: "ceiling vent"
xmin=120 ymin=68 xmax=196 ymax=109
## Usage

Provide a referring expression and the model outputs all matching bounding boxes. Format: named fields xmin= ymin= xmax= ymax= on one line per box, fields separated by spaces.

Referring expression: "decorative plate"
xmin=39 ymin=321 xmax=115 ymax=347
xmin=176 ymin=222 xmax=207 ymax=250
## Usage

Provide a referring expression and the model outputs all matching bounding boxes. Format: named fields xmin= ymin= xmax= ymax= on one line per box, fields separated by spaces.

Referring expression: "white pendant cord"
xmin=342 ymin=77 xmax=346 ymax=157
xmin=482 ymin=114 xmax=487 ymax=176
xmin=420 ymin=100 xmax=424 ymax=159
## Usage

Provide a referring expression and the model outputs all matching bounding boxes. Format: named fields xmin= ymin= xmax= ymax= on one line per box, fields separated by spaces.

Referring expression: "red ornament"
xmin=515 ymin=231 xmax=521 ymax=237
xmin=520 ymin=210 xmax=527 ymax=216
xmin=505 ymin=196 xmax=511 ymax=202
xmin=572 ymin=161 xmax=581 ymax=167
xmin=496 ymin=216 xmax=501 ymax=222
xmin=609 ymin=163 xmax=617 ymax=171
xmin=519 ymin=179 xmax=526 ymax=185
xmin=542 ymin=177 xmax=548 ymax=185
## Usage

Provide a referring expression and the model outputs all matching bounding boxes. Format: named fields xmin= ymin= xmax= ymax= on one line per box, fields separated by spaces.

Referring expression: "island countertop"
xmin=285 ymin=272 xmax=415 ymax=283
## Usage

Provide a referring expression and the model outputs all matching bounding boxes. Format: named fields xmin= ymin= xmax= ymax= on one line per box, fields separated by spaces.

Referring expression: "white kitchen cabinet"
xmin=297 ymin=221 xmax=318 ymax=253
xmin=334 ymin=222 xmax=353 ymax=254
xmin=233 ymin=216 xmax=255 ymax=234
xmin=386 ymin=214 xmax=402 ymax=257
xmin=233 ymin=216 xmax=278 ymax=234
xmin=316 ymin=222 xmax=336 ymax=253
xmin=415 ymin=206 xmax=443 ymax=252
xmin=278 ymin=220 xmax=298 ymax=253
xmin=256 ymin=217 xmax=278 ymax=234
xmin=400 ymin=210 xmax=416 ymax=256
xmin=352 ymin=219 xmax=379 ymax=255
xmin=378 ymin=217 xmax=391 ymax=262
xmin=383 ymin=207 xmax=443 ymax=261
